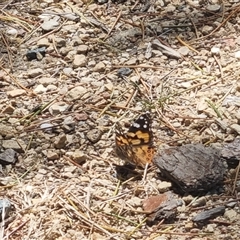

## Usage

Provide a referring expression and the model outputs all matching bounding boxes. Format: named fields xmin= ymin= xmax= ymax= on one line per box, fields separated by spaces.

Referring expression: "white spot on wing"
xmin=132 ymin=123 xmax=141 ymax=128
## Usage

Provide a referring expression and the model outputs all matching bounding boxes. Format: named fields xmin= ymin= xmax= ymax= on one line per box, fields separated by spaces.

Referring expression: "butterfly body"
xmin=115 ymin=113 xmax=155 ymax=168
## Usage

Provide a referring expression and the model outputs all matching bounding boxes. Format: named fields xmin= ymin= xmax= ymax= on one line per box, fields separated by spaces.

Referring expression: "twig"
xmin=62 ymin=155 xmax=86 ymax=172
xmin=217 ymin=83 xmax=235 ymax=106
xmin=19 ymin=96 xmax=59 ymax=123
xmin=0 ymin=32 xmax=13 ymax=68
xmin=98 ymin=89 xmax=132 ymax=117
xmin=3 ymin=219 xmax=30 ymax=239
xmin=176 ymin=36 xmax=199 ymax=54
xmin=112 ymin=64 xmax=172 ymax=70
xmin=188 ymin=16 xmax=199 ymax=38
xmin=128 ymin=217 xmax=147 ymax=236
xmin=26 ymin=21 xmax=65 ymax=46
xmin=140 ymin=18 xmax=145 ymax=40
xmin=0 ymin=65 xmax=34 ymax=94
xmin=104 ymin=10 xmax=122 ymax=41
xmin=58 ymin=196 xmax=113 ymax=236
xmin=192 ymin=4 xmax=240 ymax=42
xmin=213 ymin=55 xmax=223 ymax=80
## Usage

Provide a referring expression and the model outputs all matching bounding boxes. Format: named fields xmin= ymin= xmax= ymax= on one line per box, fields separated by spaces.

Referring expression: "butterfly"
xmin=115 ymin=113 xmax=155 ymax=168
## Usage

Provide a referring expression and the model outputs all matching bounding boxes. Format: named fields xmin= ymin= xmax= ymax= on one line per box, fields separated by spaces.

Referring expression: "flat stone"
xmin=157 ymin=181 xmax=172 ymax=192
xmin=38 ymin=77 xmax=57 ymax=86
xmin=178 ymin=46 xmax=189 ymax=56
xmin=40 ymin=123 xmax=54 ymax=132
xmin=105 ymin=82 xmax=113 ymax=91
xmin=37 ymin=38 xmax=50 ymax=47
xmin=235 ymin=51 xmax=240 ymax=59
xmin=93 ymin=62 xmax=105 ymax=72
xmin=46 ymin=84 xmax=57 ymax=91
xmin=2 ymin=139 xmax=25 ymax=153
xmin=60 ymin=47 xmax=72 ymax=57
xmin=125 ymin=58 xmax=137 ymax=65
xmin=206 ymin=4 xmax=221 ymax=12
xmin=7 ymin=89 xmax=26 ymax=97
xmin=63 ymin=116 xmax=74 ymax=125
xmin=47 ymin=151 xmax=59 ymax=160
xmin=1 ymin=105 xmax=15 ymax=114
xmin=126 ymin=196 xmax=142 ymax=207
xmin=49 ymin=102 xmax=69 ymax=115
xmin=27 ymin=68 xmax=44 ymax=78
xmin=0 ymin=124 xmax=14 ymax=136
xmin=76 ymin=45 xmax=88 ymax=54
xmin=72 ymin=150 xmax=87 ymax=164
xmin=117 ymin=68 xmax=132 ymax=77
xmin=7 ymin=28 xmax=18 ymax=35
xmin=202 ymin=25 xmax=214 ymax=34
xmin=33 ymin=84 xmax=47 ymax=94
xmin=54 ymin=134 xmax=67 ymax=149
xmin=55 ymin=37 xmax=66 ymax=47
xmin=197 ymin=97 xmax=208 ymax=111
xmin=41 ymin=18 xmax=60 ymax=31
xmin=224 ymin=209 xmax=238 ymax=221
xmin=230 ymin=124 xmax=240 ymax=134
xmin=182 ymin=195 xmax=194 ymax=204
xmin=67 ymin=86 xmax=87 ymax=100
xmin=211 ymin=46 xmax=220 ymax=55
xmin=62 ymin=13 xmax=80 ymax=21
xmin=63 ymin=67 xmax=73 ymax=76
xmin=86 ymin=129 xmax=102 ymax=143
xmin=73 ymin=54 xmax=87 ymax=68
xmin=222 ymin=96 xmax=240 ymax=107
xmin=205 ymin=224 xmax=215 ymax=233
xmin=0 ymin=149 xmax=17 ymax=165
xmin=191 ymin=196 xmax=207 ymax=207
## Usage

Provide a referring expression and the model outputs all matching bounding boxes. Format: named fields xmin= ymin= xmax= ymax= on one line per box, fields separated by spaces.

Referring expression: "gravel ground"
xmin=0 ymin=0 xmax=240 ymax=239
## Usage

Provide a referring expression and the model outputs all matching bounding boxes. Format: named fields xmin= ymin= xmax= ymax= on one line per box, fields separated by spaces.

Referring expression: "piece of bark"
xmin=192 ymin=206 xmax=225 ymax=223
xmin=153 ymin=144 xmax=227 ymax=193
xmin=143 ymin=191 xmax=183 ymax=224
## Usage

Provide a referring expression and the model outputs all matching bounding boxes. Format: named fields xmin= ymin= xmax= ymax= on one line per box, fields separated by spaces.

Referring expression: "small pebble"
xmin=41 ymin=18 xmax=60 ymax=31
xmin=54 ymin=134 xmax=67 ymax=149
xmin=235 ymin=51 xmax=240 ymax=59
xmin=27 ymin=68 xmax=44 ymax=78
xmin=206 ymin=4 xmax=221 ymax=12
xmin=47 ymin=151 xmax=59 ymax=160
xmin=67 ymin=86 xmax=87 ymax=100
xmin=33 ymin=84 xmax=47 ymax=94
xmin=178 ymin=46 xmax=189 ymax=56
xmin=73 ymin=54 xmax=87 ymax=68
xmin=6 ymin=89 xmax=26 ymax=97
xmin=211 ymin=46 xmax=220 ymax=55
xmin=93 ymin=62 xmax=105 ymax=72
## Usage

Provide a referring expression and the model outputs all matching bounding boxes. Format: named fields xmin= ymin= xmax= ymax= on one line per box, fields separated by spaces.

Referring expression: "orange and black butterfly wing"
xmin=115 ymin=123 xmax=133 ymax=162
xmin=126 ymin=113 xmax=153 ymax=146
xmin=115 ymin=113 xmax=155 ymax=167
